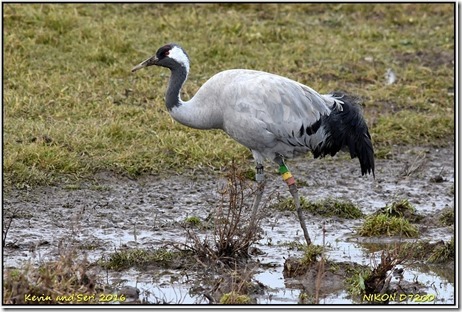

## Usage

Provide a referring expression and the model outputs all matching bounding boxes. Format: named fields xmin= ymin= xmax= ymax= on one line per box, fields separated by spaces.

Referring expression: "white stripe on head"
xmin=169 ymin=46 xmax=190 ymax=72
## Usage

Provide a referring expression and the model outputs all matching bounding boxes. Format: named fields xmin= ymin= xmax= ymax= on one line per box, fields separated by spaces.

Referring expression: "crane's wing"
xmin=223 ymin=70 xmax=342 ymax=152
xmin=212 ymin=70 xmax=373 ymax=174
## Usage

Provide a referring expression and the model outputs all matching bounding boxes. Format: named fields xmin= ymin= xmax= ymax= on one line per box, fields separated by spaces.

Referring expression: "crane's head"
xmin=131 ymin=43 xmax=190 ymax=73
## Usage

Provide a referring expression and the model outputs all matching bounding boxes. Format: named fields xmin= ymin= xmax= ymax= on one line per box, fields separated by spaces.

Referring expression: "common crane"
xmin=132 ymin=43 xmax=375 ymax=245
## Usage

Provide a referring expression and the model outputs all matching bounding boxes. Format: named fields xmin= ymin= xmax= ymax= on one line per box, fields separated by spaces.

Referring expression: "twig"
xmin=400 ymin=152 xmax=427 ymax=177
xmin=3 ymin=207 xmax=21 ymax=247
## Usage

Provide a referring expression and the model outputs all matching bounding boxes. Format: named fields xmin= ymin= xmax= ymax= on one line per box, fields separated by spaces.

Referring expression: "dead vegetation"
xmin=166 ymin=162 xmax=266 ymax=303
xmin=3 ymin=249 xmax=101 ymax=304
xmin=399 ymin=151 xmax=428 ymax=177
xmin=347 ymin=246 xmax=412 ymax=303
xmin=362 ymin=249 xmax=406 ymax=299
xmin=213 ymin=267 xmax=264 ymax=304
xmin=181 ymin=161 xmax=263 ymax=266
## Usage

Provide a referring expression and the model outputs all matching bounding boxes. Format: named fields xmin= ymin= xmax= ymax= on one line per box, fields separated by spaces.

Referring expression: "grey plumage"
xmin=132 ymin=43 xmax=375 ymax=245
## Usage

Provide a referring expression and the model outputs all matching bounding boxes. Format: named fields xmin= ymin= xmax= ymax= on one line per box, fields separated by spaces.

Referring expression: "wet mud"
xmin=3 ymin=145 xmax=455 ymax=304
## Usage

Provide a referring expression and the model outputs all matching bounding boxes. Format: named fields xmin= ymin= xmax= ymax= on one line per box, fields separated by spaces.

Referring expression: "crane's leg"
xmin=249 ymin=163 xmax=265 ymax=228
xmin=275 ymin=157 xmax=312 ymax=245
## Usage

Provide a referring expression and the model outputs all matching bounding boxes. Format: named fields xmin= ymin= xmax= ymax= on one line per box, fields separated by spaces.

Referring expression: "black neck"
xmin=166 ymin=65 xmax=188 ymax=111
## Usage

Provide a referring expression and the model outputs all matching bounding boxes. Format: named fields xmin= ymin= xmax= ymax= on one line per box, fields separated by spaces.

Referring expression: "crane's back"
xmin=193 ymin=69 xmax=336 ymax=124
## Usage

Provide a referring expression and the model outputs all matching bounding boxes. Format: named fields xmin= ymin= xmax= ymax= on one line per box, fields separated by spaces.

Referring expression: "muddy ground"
xmin=3 ymin=145 xmax=455 ymax=304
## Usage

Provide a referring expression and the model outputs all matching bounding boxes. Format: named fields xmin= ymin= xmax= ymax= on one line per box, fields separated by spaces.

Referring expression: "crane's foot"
xmin=280 ymin=164 xmax=312 ymax=246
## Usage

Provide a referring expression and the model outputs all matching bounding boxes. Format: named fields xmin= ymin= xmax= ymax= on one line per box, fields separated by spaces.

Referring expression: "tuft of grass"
xmin=300 ymin=244 xmax=324 ymax=266
xmin=428 ymin=237 xmax=454 ymax=263
xmin=242 ymin=167 xmax=256 ymax=181
xmin=377 ymin=198 xmax=423 ymax=223
xmin=274 ymin=196 xmax=364 ymax=219
xmin=280 ymin=241 xmax=306 ymax=250
xmin=391 ymin=239 xmax=454 ymax=264
xmin=386 ymin=198 xmax=415 ymax=213
xmin=358 ymin=214 xmax=419 ymax=237
xmin=283 ymin=244 xmax=325 ymax=278
xmin=219 ymin=291 xmax=251 ymax=304
xmin=395 ymin=241 xmax=434 ymax=260
xmin=184 ymin=216 xmax=202 ymax=227
xmin=439 ymin=207 xmax=454 ymax=226
xmin=3 ymin=3 xmax=454 ymax=188
xmin=358 ymin=199 xmax=422 ymax=237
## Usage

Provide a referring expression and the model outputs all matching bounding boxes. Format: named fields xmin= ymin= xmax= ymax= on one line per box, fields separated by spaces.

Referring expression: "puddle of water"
xmin=99 ymin=214 xmax=454 ymax=305
xmin=129 ymin=277 xmax=201 ymax=304
xmin=253 ymin=270 xmax=301 ymax=304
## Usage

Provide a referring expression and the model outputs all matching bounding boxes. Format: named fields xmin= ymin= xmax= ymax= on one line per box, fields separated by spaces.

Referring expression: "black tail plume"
xmin=312 ymin=92 xmax=375 ymax=177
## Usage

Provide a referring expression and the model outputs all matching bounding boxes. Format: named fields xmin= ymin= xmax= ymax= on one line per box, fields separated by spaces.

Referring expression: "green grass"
xmin=300 ymin=244 xmax=324 ymax=266
xmin=359 ymin=199 xmax=422 ymax=237
xmin=4 ymin=3 xmax=454 ymax=187
xmin=394 ymin=238 xmax=455 ymax=263
xmin=358 ymin=214 xmax=419 ymax=237
xmin=346 ymin=267 xmax=372 ymax=298
xmin=376 ymin=198 xmax=423 ymax=223
xmin=428 ymin=237 xmax=455 ymax=263
xmin=357 ymin=199 xmax=423 ymax=237
xmin=99 ymin=247 xmax=190 ymax=271
xmin=184 ymin=215 xmax=202 ymax=227
xmin=439 ymin=207 xmax=454 ymax=226
xmin=219 ymin=292 xmax=251 ymax=304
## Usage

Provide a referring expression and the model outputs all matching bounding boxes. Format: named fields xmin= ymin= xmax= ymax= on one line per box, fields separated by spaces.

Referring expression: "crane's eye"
xmin=164 ymin=51 xmax=170 ymax=56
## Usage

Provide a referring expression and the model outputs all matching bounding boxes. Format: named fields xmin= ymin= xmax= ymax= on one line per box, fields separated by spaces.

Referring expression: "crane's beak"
xmin=131 ymin=55 xmax=158 ymax=72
